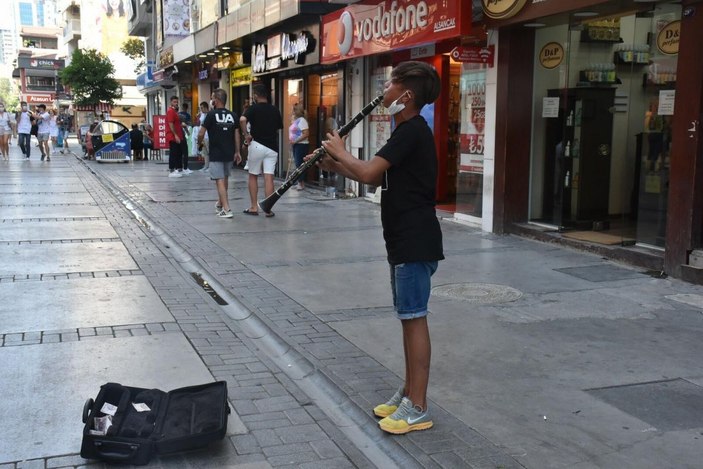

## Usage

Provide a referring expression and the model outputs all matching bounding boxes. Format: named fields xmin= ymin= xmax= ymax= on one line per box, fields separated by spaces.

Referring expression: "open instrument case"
xmin=80 ymin=381 xmax=229 ymax=465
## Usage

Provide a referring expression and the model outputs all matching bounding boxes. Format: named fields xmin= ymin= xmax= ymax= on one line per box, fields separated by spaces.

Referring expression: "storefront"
xmin=486 ymin=0 xmax=703 ymax=278
xmin=251 ymin=23 xmax=341 ymax=183
xmin=320 ymin=0 xmax=488 ymax=217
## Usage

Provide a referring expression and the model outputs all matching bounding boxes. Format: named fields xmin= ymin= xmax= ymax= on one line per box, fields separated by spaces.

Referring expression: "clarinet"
xmin=258 ymin=95 xmax=384 ymax=213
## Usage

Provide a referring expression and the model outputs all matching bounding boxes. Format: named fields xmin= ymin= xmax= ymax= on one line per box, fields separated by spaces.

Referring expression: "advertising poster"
xmin=459 ymin=69 xmax=486 ymax=174
xmin=153 ymin=115 xmax=168 ymax=150
xmin=96 ymin=132 xmax=131 ymax=160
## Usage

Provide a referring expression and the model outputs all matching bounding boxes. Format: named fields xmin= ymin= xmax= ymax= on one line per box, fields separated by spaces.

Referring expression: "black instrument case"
xmin=80 ymin=381 xmax=229 ymax=465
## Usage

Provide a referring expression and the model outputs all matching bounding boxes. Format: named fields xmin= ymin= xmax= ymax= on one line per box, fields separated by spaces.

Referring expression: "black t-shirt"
xmin=376 ymin=115 xmax=444 ymax=265
xmin=243 ymin=102 xmax=283 ymax=152
xmin=202 ymin=108 xmax=238 ymax=162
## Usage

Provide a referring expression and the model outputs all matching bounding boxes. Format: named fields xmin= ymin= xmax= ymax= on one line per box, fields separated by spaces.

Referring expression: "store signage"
xmin=482 ymin=0 xmax=528 ymax=20
xmin=267 ymin=35 xmax=282 ymax=57
xmin=410 ymin=44 xmax=435 ymax=59
xmin=252 ymin=44 xmax=267 ymax=73
xmin=321 ymin=0 xmax=468 ymax=64
xmin=657 ymin=20 xmax=680 ymax=55
xmin=18 ymin=57 xmax=64 ymax=70
xmin=450 ymin=46 xmax=495 ymax=67
xmin=198 ymin=69 xmax=209 ymax=80
xmin=158 ymin=47 xmax=174 ymax=69
xmin=539 ymin=42 xmax=564 ymax=69
xmin=252 ymin=26 xmax=319 ymax=74
xmin=216 ymin=52 xmax=244 ymax=70
xmin=153 ymin=115 xmax=168 ymax=150
xmin=230 ymin=67 xmax=252 ymax=87
xmin=23 ymin=94 xmax=55 ymax=103
xmin=281 ymin=31 xmax=313 ymax=64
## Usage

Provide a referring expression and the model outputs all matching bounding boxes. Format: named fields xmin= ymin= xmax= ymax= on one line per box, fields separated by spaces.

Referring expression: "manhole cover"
xmin=431 ymin=283 xmax=523 ymax=304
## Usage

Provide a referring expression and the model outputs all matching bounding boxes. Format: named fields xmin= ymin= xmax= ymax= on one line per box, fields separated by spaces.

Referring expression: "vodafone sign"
xmin=321 ymin=0 xmax=468 ymax=64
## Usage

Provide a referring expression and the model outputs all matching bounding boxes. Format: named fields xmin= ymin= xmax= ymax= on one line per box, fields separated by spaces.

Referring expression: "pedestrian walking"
xmin=196 ymin=101 xmax=210 ymax=172
xmin=198 ymin=88 xmax=241 ymax=219
xmin=166 ymin=96 xmax=184 ymax=178
xmin=314 ymin=61 xmax=443 ymax=435
xmin=36 ymin=104 xmax=51 ymax=161
xmin=288 ymin=103 xmax=309 ymax=190
xmin=239 ymin=84 xmax=283 ymax=216
xmin=57 ymin=107 xmax=70 ymax=153
xmin=16 ymin=102 xmax=34 ymax=159
xmin=48 ymin=109 xmax=59 ymax=156
xmin=0 ymin=102 xmax=15 ymax=161
xmin=178 ymin=103 xmax=192 ymax=174
xmin=129 ymin=124 xmax=144 ymax=160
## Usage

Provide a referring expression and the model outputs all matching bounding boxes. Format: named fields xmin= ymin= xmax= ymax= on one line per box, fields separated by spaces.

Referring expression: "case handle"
xmin=93 ymin=440 xmax=140 ymax=461
xmin=82 ymin=398 xmax=94 ymax=424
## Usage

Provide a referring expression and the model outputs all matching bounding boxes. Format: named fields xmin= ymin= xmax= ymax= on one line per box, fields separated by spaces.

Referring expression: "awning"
xmin=74 ymin=103 xmax=113 ymax=113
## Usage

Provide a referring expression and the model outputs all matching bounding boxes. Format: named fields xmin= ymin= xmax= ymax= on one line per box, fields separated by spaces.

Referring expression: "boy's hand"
xmin=320 ymin=130 xmax=345 ymax=161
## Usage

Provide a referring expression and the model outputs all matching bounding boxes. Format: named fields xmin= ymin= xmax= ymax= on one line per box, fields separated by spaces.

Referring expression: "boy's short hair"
xmin=37 ymin=104 xmax=46 ymax=110
xmin=391 ymin=61 xmax=440 ymax=108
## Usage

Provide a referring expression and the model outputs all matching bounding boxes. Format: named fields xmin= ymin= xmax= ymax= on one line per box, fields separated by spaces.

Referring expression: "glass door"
xmin=282 ymin=78 xmax=303 ymax=179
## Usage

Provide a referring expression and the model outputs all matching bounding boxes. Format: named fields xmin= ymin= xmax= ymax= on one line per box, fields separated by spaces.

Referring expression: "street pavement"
xmin=1 ymin=138 xmax=703 ymax=469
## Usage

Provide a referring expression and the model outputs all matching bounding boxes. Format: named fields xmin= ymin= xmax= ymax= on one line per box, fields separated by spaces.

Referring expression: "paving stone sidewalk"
xmin=79 ymin=156 xmax=523 ymax=469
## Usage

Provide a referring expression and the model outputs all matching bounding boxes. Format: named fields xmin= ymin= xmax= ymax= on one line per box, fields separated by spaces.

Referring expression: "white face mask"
xmin=385 ymin=91 xmax=409 ymax=115
xmin=22 ymin=105 xmax=27 ymax=111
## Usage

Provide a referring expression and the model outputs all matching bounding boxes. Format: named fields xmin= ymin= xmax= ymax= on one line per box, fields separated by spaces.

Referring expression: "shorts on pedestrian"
xmin=38 ymin=133 xmax=50 ymax=142
xmin=246 ymin=140 xmax=278 ymax=175
xmin=390 ymin=261 xmax=438 ymax=320
xmin=0 ymin=127 xmax=9 ymax=136
xmin=208 ymin=161 xmax=231 ymax=180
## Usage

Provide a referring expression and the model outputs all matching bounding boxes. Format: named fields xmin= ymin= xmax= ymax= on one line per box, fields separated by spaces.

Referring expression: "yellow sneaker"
xmin=373 ymin=386 xmax=404 ymax=418
xmin=378 ymin=397 xmax=433 ymax=435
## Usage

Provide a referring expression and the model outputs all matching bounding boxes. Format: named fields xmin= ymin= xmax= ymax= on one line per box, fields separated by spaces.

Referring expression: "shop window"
xmin=529 ymin=4 xmax=681 ymax=249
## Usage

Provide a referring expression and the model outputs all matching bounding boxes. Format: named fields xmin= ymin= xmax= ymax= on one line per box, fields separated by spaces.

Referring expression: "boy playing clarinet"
xmin=315 ymin=61 xmax=443 ymax=434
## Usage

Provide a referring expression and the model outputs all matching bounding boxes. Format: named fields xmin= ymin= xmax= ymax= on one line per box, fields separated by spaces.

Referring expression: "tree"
xmin=0 ymin=78 xmax=19 ymax=110
xmin=121 ymin=38 xmax=145 ymax=74
xmin=59 ymin=48 xmax=122 ymax=108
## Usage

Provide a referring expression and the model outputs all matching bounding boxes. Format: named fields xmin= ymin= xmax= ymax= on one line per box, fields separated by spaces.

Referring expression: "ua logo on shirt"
xmin=215 ymin=113 xmax=235 ymax=124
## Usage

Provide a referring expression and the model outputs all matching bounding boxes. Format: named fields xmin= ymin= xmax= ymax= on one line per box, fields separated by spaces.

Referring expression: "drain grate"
xmin=587 ymin=378 xmax=703 ymax=431
xmin=191 ymin=272 xmax=228 ymax=305
xmin=431 ymin=283 xmax=523 ymax=304
xmin=555 ymin=264 xmax=645 ymax=282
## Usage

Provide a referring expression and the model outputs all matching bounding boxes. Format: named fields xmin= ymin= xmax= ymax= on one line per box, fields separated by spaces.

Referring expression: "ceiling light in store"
xmin=222 ymin=46 xmax=231 ymax=50
xmin=523 ymin=22 xmax=546 ymax=28
xmin=207 ymin=52 xmax=215 ymax=56
xmin=574 ymin=11 xmax=599 ymax=17
xmin=184 ymin=60 xmax=192 ymax=64
xmin=214 ymin=49 xmax=220 ymax=53
xmin=198 ymin=54 xmax=207 ymax=58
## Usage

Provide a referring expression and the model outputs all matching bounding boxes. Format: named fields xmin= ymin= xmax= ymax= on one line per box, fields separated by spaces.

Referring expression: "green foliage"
xmin=0 ymin=78 xmax=19 ymax=110
xmin=121 ymin=38 xmax=146 ymax=74
xmin=58 ymin=48 xmax=122 ymax=108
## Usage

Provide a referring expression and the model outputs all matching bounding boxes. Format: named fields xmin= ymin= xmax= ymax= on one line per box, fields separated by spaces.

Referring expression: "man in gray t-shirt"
xmin=36 ymin=104 xmax=51 ymax=160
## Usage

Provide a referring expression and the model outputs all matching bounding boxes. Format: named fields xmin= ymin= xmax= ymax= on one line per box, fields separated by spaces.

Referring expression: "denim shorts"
xmin=390 ymin=261 xmax=438 ymax=320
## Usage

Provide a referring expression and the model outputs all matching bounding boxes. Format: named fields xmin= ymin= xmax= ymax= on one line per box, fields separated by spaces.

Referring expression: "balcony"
xmin=63 ymin=19 xmax=81 ymax=43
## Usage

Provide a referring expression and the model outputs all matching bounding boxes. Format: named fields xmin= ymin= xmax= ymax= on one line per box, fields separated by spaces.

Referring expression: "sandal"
xmin=243 ymin=209 xmax=259 ymax=216
xmin=265 ymin=211 xmax=275 ymax=218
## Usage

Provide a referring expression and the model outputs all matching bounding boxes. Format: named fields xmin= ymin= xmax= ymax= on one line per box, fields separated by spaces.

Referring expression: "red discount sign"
xmin=153 ymin=115 xmax=168 ymax=150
